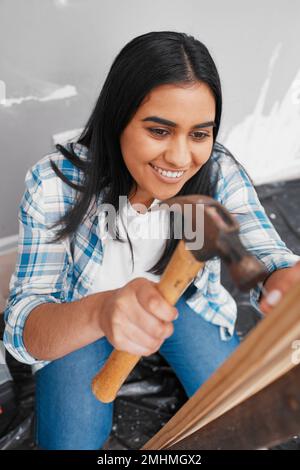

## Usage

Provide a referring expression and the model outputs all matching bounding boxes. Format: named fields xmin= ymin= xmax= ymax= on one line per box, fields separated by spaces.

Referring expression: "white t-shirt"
xmin=89 ymin=198 xmax=170 ymax=293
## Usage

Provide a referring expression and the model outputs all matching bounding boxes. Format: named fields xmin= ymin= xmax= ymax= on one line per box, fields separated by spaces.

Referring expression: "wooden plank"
xmin=167 ymin=363 xmax=300 ymax=450
xmin=142 ymin=281 xmax=300 ymax=450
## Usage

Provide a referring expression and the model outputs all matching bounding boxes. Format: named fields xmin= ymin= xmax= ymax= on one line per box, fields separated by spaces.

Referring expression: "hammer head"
xmin=152 ymin=194 xmax=268 ymax=291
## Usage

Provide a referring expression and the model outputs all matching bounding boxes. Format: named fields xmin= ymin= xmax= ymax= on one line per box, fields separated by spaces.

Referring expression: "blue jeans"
xmin=35 ymin=285 xmax=240 ymax=449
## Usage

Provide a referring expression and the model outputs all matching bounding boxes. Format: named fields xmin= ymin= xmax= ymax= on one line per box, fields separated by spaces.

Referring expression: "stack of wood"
xmin=142 ymin=282 xmax=300 ymax=450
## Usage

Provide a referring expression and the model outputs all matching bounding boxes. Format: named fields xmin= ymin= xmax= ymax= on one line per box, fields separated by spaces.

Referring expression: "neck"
xmin=128 ymin=187 xmax=154 ymax=209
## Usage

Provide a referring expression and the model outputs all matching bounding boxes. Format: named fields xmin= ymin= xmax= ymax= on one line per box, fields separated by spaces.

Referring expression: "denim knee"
xmin=34 ymin=337 xmax=114 ymax=449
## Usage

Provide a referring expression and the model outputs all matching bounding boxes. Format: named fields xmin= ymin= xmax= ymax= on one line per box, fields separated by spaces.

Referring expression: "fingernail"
xmin=265 ymin=289 xmax=282 ymax=306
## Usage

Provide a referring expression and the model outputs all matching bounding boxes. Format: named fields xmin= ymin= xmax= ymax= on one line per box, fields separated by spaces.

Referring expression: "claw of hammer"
xmin=153 ymin=195 xmax=269 ymax=291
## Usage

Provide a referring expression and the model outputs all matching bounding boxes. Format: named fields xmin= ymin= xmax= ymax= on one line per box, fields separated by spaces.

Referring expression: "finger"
xmin=134 ymin=309 xmax=174 ymax=340
xmin=115 ymin=334 xmax=157 ymax=357
xmin=259 ymin=300 xmax=275 ymax=314
xmin=138 ymin=284 xmax=178 ymax=322
xmin=116 ymin=294 xmax=174 ymax=340
xmin=260 ymin=289 xmax=283 ymax=314
xmin=264 ymin=289 xmax=283 ymax=306
xmin=121 ymin=321 xmax=171 ymax=355
xmin=124 ymin=301 xmax=174 ymax=340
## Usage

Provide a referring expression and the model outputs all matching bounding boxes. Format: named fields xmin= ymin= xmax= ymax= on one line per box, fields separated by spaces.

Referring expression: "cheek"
xmin=122 ymin=131 xmax=156 ymax=167
xmin=135 ymin=132 xmax=162 ymax=161
xmin=193 ymin=140 xmax=214 ymax=167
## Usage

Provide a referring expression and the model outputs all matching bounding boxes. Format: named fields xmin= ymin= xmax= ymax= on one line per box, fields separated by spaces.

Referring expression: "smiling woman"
xmin=4 ymin=30 xmax=300 ymax=451
xmin=48 ymin=31 xmax=224 ymax=276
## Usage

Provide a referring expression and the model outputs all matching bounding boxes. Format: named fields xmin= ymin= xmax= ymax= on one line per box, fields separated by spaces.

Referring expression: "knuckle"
xmin=111 ymin=314 xmax=122 ymax=331
xmin=164 ymin=311 xmax=173 ymax=322
xmin=113 ymin=332 xmax=122 ymax=348
xmin=165 ymin=323 xmax=174 ymax=338
xmin=169 ymin=307 xmax=178 ymax=320
xmin=143 ymin=349 xmax=152 ymax=357
xmin=149 ymin=300 xmax=174 ymax=320
xmin=148 ymin=297 xmax=159 ymax=311
xmin=114 ymin=297 xmax=126 ymax=312
xmin=145 ymin=337 xmax=158 ymax=352
xmin=153 ymin=323 xmax=164 ymax=338
xmin=158 ymin=328 xmax=166 ymax=339
xmin=144 ymin=345 xmax=157 ymax=357
xmin=152 ymin=338 xmax=160 ymax=350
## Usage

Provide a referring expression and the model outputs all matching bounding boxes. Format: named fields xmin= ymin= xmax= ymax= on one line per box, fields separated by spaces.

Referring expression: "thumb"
xmin=264 ymin=289 xmax=283 ymax=307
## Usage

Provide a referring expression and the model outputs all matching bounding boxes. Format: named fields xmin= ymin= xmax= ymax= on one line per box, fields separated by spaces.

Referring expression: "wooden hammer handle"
xmin=91 ymin=239 xmax=204 ymax=402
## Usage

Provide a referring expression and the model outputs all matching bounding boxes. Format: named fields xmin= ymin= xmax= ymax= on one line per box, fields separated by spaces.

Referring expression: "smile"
xmin=149 ymin=163 xmax=185 ymax=179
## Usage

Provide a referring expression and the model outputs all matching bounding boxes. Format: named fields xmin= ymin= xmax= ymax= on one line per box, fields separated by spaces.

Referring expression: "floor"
xmin=1 ymin=176 xmax=300 ymax=450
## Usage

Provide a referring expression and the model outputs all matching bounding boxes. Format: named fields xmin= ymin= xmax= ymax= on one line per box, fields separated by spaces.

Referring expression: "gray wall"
xmin=1 ymin=0 xmax=300 ymax=242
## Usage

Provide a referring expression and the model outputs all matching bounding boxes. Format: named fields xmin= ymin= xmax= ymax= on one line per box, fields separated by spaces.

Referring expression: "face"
xmin=120 ymin=82 xmax=216 ymax=208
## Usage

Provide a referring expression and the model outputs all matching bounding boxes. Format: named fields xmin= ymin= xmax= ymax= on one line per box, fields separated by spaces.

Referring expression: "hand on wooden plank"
xmin=259 ymin=260 xmax=300 ymax=314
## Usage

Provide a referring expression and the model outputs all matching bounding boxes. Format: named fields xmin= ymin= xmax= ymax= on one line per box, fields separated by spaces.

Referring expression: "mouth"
xmin=148 ymin=163 xmax=186 ymax=183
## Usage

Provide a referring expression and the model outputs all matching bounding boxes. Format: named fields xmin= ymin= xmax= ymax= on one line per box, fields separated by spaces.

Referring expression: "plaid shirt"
xmin=4 ymin=141 xmax=300 ymax=370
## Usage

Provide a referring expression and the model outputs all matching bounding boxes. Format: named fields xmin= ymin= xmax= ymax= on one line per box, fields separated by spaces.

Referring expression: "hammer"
xmin=91 ymin=195 xmax=268 ymax=403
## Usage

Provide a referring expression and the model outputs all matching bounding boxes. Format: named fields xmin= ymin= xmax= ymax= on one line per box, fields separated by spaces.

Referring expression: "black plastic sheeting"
xmin=1 ymin=177 xmax=300 ymax=450
xmin=0 ymin=347 xmax=35 ymax=449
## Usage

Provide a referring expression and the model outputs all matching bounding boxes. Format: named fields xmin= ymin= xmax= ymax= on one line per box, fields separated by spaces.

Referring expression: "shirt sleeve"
xmin=3 ymin=164 xmax=71 ymax=366
xmin=216 ymin=156 xmax=300 ymax=313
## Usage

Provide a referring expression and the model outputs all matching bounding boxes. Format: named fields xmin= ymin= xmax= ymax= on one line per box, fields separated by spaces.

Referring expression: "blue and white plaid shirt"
xmin=4 ymin=141 xmax=300 ymax=370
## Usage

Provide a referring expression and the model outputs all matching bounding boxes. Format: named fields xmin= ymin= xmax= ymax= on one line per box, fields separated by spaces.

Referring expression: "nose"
xmin=164 ymin=135 xmax=192 ymax=169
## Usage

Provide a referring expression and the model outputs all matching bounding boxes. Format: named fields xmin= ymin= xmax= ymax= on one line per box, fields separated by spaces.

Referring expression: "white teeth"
xmin=151 ymin=164 xmax=184 ymax=178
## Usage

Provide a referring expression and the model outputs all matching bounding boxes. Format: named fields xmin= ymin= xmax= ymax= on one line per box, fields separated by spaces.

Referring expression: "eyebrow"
xmin=141 ymin=116 xmax=216 ymax=129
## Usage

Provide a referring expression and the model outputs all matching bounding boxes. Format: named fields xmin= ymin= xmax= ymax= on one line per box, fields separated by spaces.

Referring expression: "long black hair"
xmin=48 ymin=31 xmax=225 ymax=275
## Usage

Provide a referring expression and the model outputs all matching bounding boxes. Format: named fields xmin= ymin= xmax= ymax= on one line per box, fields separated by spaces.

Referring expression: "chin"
xmin=155 ymin=189 xmax=182 ymax=201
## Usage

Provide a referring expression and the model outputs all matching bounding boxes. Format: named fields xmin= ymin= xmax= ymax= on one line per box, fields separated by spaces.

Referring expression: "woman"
xmin=4 ymin=31 xmax=300 ymax=450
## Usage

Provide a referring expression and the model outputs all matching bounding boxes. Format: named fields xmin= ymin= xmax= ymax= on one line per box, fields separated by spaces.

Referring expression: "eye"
xmin=148 ymin=127 xmax=169 ymax=136
xmin=147 ymin=128 xmax=210 ymax=140
xmin=192 ymin=131 xmax=210 ymax=140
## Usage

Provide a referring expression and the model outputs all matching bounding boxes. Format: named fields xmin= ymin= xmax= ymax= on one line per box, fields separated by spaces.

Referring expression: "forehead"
xmin=137 ymin=82 xmax=215 ymax=121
